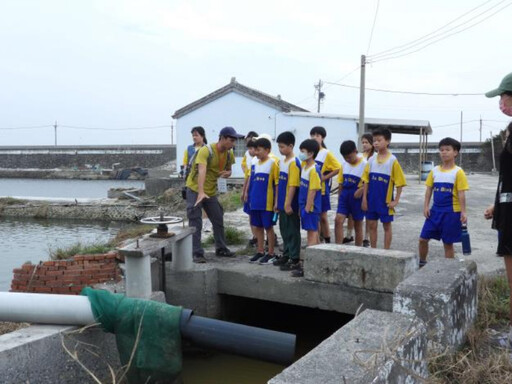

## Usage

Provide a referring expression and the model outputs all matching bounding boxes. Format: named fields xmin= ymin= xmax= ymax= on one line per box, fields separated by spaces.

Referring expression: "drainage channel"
xmin=181 ymin=295 xmax=354 ymax=383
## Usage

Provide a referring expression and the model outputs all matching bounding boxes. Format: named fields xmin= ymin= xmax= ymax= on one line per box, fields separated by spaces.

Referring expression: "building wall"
xmin=175 ymin=95 xmax=359 ymax=177
xmin=0 ymin=145 xmax=175 ymax=169
xmin=176 ymin=92 xmax=280 ymax=177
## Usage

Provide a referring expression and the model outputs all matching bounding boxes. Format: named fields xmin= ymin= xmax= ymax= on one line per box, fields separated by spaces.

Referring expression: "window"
xmin=233 ymin=138 xmax=246 ymax=157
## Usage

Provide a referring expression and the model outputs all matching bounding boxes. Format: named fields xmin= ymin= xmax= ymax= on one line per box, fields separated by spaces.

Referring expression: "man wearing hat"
xmin=186 ymin=127 xmax=243 ymax=263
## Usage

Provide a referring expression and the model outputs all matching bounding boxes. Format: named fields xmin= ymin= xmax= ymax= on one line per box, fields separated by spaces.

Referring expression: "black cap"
xmin=219 ymin=126 xmax=244 ymax=138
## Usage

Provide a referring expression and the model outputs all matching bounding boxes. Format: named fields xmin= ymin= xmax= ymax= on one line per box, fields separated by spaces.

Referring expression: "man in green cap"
xmin=485 ymin=72 xmax=512 ymax=116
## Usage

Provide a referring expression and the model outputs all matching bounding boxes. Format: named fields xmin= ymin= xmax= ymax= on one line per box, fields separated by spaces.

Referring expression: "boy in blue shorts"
xmin=246 ymin=138 xmax=279 ymax=264
xmin=362 ymin=128 xmax=406 ymax=249
xmin=335 ymin=140 xmax=367 ymax=246
xmin=241 ymin=138 xmax=258 ymax=246
xmin=419 ymin=137 xmax=469 ymax=266
xmin=273 ymin=131 xmax=302 ymax=270
xmin=292 ymin=139 xmax=322 ymax=277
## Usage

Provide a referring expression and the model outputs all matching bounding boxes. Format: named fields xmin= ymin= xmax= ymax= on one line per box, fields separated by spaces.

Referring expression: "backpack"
xmin=182 ymin=144 xmax=234 ymax=197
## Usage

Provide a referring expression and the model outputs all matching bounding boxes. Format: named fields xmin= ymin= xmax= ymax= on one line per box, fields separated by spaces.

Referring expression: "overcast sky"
xmin=1 ymin=0 xmax=511 ymax=145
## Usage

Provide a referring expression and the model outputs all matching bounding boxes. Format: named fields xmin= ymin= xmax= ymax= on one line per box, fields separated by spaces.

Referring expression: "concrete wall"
xmin=0 ymin=145 xmax=175 ymax=169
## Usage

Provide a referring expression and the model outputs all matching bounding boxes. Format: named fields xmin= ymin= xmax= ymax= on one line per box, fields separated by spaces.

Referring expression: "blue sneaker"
xmin=249 ymin=253 xmax=265 ymax=263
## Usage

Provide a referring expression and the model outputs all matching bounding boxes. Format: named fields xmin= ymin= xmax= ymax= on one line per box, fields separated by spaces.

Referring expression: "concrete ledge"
xmin=145 ymin=177 xmax=184 ymax=196
xmin=0 ymin=325 xmax=120 ymax=384
xmin=167 ymin=266 xmax=221 ymax=317
xmin=304 ymin=244 xmax=418 ymax=292
xmin=216 ymin=264 xmax=393 ymax=314
xmin=393 ymin=259 xmax=478 ymax=351
xmin=269 ymin=309 xmax=428 ymax=384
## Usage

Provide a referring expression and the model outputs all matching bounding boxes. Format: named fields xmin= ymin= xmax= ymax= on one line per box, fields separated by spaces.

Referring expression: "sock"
xmin=347 ymin=229 xmax=353 ymax=237
xmin=324 ymin=237 xmax=331 ymax=243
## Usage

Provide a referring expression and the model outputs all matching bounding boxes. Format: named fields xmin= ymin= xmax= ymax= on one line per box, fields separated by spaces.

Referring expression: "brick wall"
xmin=10 ymin=252 xmax=122 ymax=295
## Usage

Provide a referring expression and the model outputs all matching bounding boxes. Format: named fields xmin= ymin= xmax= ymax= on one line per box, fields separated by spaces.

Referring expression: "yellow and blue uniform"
xmin=299 ymin=162 xmax=322 ymax=231
xmin=241 ymin=150 xmax=253 ymax=175
xmin=249 ymin=157 xmax=279 ymax=228
xmin=420 ymin=165 xmax=469 ymax=243
xmin=361 ymin=153 xmax=407 ymax=223
xmin=314 ymin=148 xmax=341 ymax=212
xmin=277 ymin=156 xmax=301 ymax=213
xmin=337 ymin=158 xmax=367 ymax=221
xmin=243 ymin=156 xmax=258 ymax=215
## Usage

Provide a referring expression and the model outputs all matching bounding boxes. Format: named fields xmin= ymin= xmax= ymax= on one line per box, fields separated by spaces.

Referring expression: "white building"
xmin=173 ymin=78 xmax=431 ymax=178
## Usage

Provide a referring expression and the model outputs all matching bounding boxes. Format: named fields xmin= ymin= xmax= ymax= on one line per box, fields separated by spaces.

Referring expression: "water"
xmin=0 ymin=217 xmax=125 ymax=291
xmin=0 ymin=178 xmax=144 ymax=199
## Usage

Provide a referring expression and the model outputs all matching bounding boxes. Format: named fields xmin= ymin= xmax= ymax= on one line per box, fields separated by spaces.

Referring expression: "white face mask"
xmin=298 ymin=152 xmax=309 ymax=162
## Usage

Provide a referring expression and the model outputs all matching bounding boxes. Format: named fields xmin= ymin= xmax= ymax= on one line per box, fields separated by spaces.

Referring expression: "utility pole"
xmin=459 ymin=111 xmax=463 ymax=167
xmin=358 ymin=55 xmax=366 ymax=151
xmin=171 ymin=121 xmax=174 ymax=145
xmin=479 ymin=116 xmax=482 ymax=143
xmin=54 ymin=120 xmax=57 ymax=146
xmin=490 ymin=131 xmax=497 ymax=172
xmin=315 ymin=80 xmax=325 ymax=113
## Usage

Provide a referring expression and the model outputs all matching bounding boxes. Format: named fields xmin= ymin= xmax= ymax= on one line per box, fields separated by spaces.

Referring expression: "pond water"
xmin=0 ymin=178 xmax=144 ymax=199
xmin=0 ymin=217 xmax=126 ymax=291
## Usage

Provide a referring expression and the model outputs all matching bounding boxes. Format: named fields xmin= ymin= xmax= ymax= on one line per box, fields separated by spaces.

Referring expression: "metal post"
xmin=358 ymin=55 xmax=366 ymax=151
xmin=54 ymin=121 xmax=57 ymax=146
xmin=418 ymin=127 xmax=423 ymax=183
xmin=490 ymin=131 xmax=497 ymax=172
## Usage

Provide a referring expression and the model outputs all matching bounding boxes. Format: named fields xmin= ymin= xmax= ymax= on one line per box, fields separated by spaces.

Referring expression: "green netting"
xmin=81 ymin=287 xmax=182 ymax=383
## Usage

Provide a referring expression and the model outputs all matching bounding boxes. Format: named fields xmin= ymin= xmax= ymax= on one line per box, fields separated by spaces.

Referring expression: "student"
xmin=241 ymin=138 xmax=258 ymax=247
xmin=344 ymin=134 xmax=375 ymax=245
xmin=292 ymin=139 xmax=322 ymax=277
xmin=418 ymin=138 xmax=468 ymax=266
xmin=273 ymin=131 xmax=301 ymax=270
xmin=246 ymin=138 xmax=279 ymax=265
xmin=181 ymin=126 xmax=207 ymax=178
xmin=241 ymin=131 xmax=259 ymax=176
xmin=335 ymin=140 xmax=367 ymax=246
xmin=361 ymin=128 xmax=406 ymax=249
xmin=310 ymin=126 xmax=341 ymax=244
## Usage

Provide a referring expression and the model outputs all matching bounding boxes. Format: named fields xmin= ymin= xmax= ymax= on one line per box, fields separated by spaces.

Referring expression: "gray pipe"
xmin=180 ymin=309 xmax=296 ymax=366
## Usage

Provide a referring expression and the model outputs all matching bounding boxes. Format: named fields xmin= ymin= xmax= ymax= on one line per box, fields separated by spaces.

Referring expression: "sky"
xmin=0 ymin=0 xmax=511 ymax=145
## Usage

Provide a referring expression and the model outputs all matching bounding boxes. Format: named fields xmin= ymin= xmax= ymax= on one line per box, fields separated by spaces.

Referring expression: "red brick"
xmin=65 ymin=264 xmax=84 ymax=271
xmin=22 ymin=264 xmax=35 ymax=271
xmin=43 ymin=261 xmax=55 ymax=266
xmin=69 ymin=286 xmax=84 ymax=293
xmin=39 ymin=275 xmax=57 ymax=282
xmin=73 ymin=255 xmax=85 ymax=261
xmin=12 ymin=268 xmax=26 ymax=275
xmin=33 ymin=287 xmax=52 ymax=293
xmin=44 ymin=266 xmax=59 ymax=271
xmin=52 ymin=287 xmax=71 ymax=294
xmin=47 ymin=270 xmax=63 ymax=276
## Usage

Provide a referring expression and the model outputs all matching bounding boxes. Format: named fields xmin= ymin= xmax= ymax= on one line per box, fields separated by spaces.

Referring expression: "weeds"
xmin=203 ymin=226 xmax=246 ymax=247
xmin=0 ymin=322 xmax=29 ymax=336
xmin=428 ymin=275 xmax=512 ymax=384
xmin=218 ymin=189 xmax=243 ymax=212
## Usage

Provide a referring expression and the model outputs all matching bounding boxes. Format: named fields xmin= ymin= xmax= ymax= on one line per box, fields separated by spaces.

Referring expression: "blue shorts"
xmin=301 ymin=208 xmax=320 ymax=231
xmin=243 ymin=201 xmax=251 ymax=215
xmin=337 ymin=189 xmax=365 ymax=221
xmin=420 ymin=210 xmax=461 ymax=244
xmin=321 ymin=193 xmax=331 ymax=212
xmin=250 ymin=210 xmax=274 ymax=229
xmin=366 ymin=211 xmax=394 ymax=223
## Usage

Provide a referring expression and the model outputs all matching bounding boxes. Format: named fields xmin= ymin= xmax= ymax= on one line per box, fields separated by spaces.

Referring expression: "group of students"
xmin=240 ymin=126 xmax=469 ymax=277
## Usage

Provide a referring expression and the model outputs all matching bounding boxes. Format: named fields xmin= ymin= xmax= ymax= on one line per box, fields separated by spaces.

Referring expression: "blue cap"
xmin=219 ymin=126 xmax=244 ymax=138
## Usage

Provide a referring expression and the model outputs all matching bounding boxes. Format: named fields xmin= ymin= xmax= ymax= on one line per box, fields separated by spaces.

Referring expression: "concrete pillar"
xmin=171 ymin=234 xmax=193 ymax=271
xmin=124 ymin=254 xmax=152 ymax=299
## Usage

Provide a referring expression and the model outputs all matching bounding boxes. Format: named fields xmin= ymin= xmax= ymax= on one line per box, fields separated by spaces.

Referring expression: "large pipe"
xmin=180 ymin=309 xmax=295 ymax=366
xmin=0 ymin=293 xmax=295 ymax=365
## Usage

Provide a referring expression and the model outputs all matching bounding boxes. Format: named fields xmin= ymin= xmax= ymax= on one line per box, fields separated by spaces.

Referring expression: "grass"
xmin=428 ymin=275 xmax=512 ymax=384
xmin=0 ymin=197 xmax=27 ymax=206
xmin=202 ymin=226 xmax=246 ymax=247
xmin=49 ymin=224 xmax=155 ymax=260
xmin=218 ymin=189 xmax=243 ymax=212
xmin=0 ymin=322 xmax=29 ymax=336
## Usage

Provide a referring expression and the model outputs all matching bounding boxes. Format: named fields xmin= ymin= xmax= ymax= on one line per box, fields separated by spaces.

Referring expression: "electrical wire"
xmin=0 ymin=125 xmax=52 ymax=130
xmin=59 ymin=124 xmax=169 ymax=131
xmin=366 ymin=0 xmax=381 ymax=55
xmin=323 ymin=82 xmax=483 ymax=96
xmin=368 ymin=0 xmax=511 ymax=63
xmin=369 ymin=0 xmax=496 ymax=59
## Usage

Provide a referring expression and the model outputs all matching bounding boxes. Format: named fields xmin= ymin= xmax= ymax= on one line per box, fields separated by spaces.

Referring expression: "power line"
xmin=59 ymin=124 xmax=169 ymax=131
xmin=0 ymin=125 xmax=52 ymax=130
xmin=369 ymin=0 xmax=496 ymax=59
xmin=368 ymin=0 xmax=511 ymax=63
xmin=323 ymin=81 xmax=483 ymax=96
xmin=366 ymin=0 xmax=381 ymax=55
